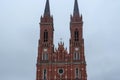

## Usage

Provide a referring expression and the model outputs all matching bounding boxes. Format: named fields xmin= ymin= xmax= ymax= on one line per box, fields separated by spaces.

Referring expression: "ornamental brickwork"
xmin=36 ymin=0 xmax=87 ymax=80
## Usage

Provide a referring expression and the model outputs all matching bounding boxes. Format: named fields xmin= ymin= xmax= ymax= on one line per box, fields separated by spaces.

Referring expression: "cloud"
xmin=0 ymin=0 xmax=120 ymax=80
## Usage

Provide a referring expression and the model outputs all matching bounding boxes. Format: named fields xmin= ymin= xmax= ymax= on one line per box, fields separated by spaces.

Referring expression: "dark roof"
xmin=73 ymin=0 xmax=80 ymax=16
xmin=44 ymin=0 xmax=50 ymax=16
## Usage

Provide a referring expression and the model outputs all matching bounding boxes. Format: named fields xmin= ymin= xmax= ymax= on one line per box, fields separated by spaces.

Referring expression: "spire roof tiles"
xmin=73 ymin=0 xmax=80 ymax=16
xmin=44 ymin=0 xmax=50 ymax=16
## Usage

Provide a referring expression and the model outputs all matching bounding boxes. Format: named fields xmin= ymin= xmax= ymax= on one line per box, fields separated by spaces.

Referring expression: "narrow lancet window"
xmin=75 ymin=68 xmax=79 ymax=78
xmin=42 ymin=53 xmax=48 ymax=60
xmin=74 ymin=52 xmax=79 ymax=60
xmin=43 ymin=69 xmax=47 ymax=80
xmin=44 ymin=30 xmax=48 ymax=42
xmin=74 ymin=29 xmax=79 ymax=41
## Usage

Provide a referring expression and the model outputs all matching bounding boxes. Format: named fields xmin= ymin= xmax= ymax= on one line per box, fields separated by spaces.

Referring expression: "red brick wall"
xmin=36 ymin=12 xmax=87 ymax=80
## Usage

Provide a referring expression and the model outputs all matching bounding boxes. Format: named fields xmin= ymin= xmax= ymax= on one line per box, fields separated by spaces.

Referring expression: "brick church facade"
xmin=36 ymin=0 xmax=87 ymax=80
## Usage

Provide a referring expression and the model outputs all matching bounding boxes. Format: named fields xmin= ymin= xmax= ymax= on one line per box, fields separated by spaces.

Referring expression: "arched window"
xmin=76 ymin=68 xmax=79 ymax=78
xmin=74 ymin=52 xmax=79 ymax=60
xmin=77 ymin=53 xmax=79 ymax=60
xmin=74 ymin=52 xmax=76 ymax=60
xmin=43 ymin=69 xmax=47 ymax=80
xmin=44 ymin=30 xmax=48 ymax=42
xmin=74 ymin=29 xmax=79 ymax=41
xmin=75 ymin=68 xmax=81 ymax=79
xmin=42 ymin=53 xmax=48 ymax=60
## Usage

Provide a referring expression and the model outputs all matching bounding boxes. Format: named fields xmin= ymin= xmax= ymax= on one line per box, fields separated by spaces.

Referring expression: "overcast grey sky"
xmin=0 ymin=0 xmax=120 ymax=80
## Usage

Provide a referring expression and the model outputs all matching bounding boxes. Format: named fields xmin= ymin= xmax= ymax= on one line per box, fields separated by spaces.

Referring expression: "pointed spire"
xmin=44 ymin=0 xmax=50 ymax=16
xmin=73 ymin=0 xmax=80 ymax=16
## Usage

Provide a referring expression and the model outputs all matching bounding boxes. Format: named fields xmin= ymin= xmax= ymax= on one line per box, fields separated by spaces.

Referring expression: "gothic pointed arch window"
xmin=75 ymin=68 xmax=81 ymax=79
xmin=74 ymin=52 xmax=80 ymax=60
xmin=44 ymin=30 xmax=48 ymax=42
xmin=42 ymin=53 xmax=48 ymax=60
xmin=43 ymin=69 xmax=47 ymax=80
xmin=75 ymin=68 xmax=79 ymax=78
xmin=74 ymin=29 xmax=79 ymax=41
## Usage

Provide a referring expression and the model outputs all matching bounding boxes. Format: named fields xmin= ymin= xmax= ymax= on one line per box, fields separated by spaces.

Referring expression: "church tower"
xmin=36 ymin=0 xmax=54 ymax=80
xmin=70 ymin=0 xmax=87 ymax=79
xmin=36 ymin=0 xmax=87 ymax=80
